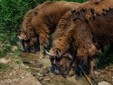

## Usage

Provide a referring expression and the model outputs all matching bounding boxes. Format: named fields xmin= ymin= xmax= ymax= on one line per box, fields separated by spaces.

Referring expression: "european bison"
xmin=71 ymin=0 xmax=113 ymax=78
xmin=48 ymin=52 xmax=74 ymax=77
xmin=46 ymin=24 xmax=76 ymax=76
xmin=18 ymin=1 xmax=80 ymax=58
xmin=47 ymin=0 xmax=113 ymax=78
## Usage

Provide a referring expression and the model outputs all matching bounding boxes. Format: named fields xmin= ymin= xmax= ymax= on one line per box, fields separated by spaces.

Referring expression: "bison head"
xmin=18 ymin=29 xmax=40 ymax=53
xmin=49 ymin=53 xmax=74 ymax=77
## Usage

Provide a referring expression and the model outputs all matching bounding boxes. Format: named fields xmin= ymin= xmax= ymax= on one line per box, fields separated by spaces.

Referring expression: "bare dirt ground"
xmin=20 ymin=53 xmax=90 ymax=85
xmin=0 ymin=52 xmax=113 ymax=85
xmin=0 ymin=56 xmax=41 ymax=85
xmin=20 ymin=53 xmax=113 ymax=85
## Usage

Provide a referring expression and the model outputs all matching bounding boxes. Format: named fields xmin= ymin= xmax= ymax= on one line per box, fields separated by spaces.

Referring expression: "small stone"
xmin=94 ymin=71 xmax=100 ymax=76
xmin=37 ymin=73 xmax=43 ymax=77
xmin=98 ymin=81 xmax=111 ymax=85
xmin=105 ymin=67 xmax=108 ymax=69
xmin=38 ymin=77 xmax=43 ymax=81
xmin=22 ymin=76 xmax=24 ymax=79
xmin=11 ymin=46 xmax=18 ymax=52
xmin=44 ymin=77 xmax=50 ymax=81
xmin=0 ymin=57 xmax=11 ymax=64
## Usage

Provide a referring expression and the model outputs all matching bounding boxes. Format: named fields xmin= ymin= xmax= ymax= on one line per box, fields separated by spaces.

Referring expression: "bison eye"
xmin=34 ymin=12 xmax=38 ymax=16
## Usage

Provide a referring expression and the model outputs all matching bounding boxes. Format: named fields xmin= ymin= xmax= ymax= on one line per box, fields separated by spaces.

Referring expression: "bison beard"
xmin=18 ymin=1 xmax=80 ymax=58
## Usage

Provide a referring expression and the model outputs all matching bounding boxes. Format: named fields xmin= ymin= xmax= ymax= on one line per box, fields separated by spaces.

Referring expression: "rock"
xmin=98 ymin=81 xmax=111 ymax=85
xmin=44 ymin=77 xmax=50 ymax=81
xmin=38 ymin=77 xmax=43 ymax=81
xmin=37 ymin=73 xmax=43 ymax=77
xmin=94 ymin=71 xmax=100 ymax=76
xmin=11 ymin=46 xmax=18 ymax=52
xmin=0 ymin=57 xmax=11 ymax=64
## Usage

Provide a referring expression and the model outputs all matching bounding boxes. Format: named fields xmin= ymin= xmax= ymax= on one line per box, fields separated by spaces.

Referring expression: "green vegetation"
xmin=0 ymin=0 xmax=41 ymax=57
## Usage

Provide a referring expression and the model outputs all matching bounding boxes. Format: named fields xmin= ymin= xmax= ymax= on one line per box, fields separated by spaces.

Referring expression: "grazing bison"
xmin=18 ymin=1 xmax=80 ymax=58
xmin=46 ymin=26 xmax=76 ymax=76
xmin=48 ymin=52 xmax=74 ymax=77
xmin=47 ymin=0 xmax=113 ymax=78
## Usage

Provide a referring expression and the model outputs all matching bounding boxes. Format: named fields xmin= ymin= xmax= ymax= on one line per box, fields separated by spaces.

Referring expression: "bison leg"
xmin=89 ymin=58 xmax=96 ymax=79
xmin=39 ymin=45 xmax=44 ymax=59
xmin=39 ymin=32 xmax=49 ymax=59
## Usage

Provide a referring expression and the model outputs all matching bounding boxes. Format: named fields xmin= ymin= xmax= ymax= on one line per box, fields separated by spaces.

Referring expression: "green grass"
xmin=96 ymin=45 xmax=113 ymax=68
xmin=0 ymin=64 xmax=9 ymax=72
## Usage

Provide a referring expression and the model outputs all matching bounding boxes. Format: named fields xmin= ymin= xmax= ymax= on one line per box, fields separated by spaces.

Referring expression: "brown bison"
xmin=18 ymin=1 xmax=80 ymax=58
xmin=46 ymin=0 xmax=113 ymax=78
xmin=48 ymin=52 xmax=75 ymax=77
xmin=71 ymin=0 xmax=113 ymax=78
xmin=46 ymin=24 xmax=76 ymax=76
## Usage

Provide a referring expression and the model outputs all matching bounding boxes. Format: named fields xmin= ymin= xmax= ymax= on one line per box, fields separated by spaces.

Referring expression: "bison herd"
xmin=18 ymin=0 xmax=113 ymax=81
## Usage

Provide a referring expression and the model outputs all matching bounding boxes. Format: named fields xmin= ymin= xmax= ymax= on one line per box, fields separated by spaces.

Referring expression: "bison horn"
xmin=45 ymin=50 xmax=56 ymax=57
xmin=63 ymin=53 xmax=73 ymax=60
xmin=18 ymin=35 xmax=24 ymax=40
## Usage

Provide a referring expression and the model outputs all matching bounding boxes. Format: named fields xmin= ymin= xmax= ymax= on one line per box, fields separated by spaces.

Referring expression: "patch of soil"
xmin=94 ymin=65 xmax=113 ymax=84
xmin=1 ymin=52 xmax=112 ymax=85
xmin=0 ymin=58 xmax=41 ymax=85
xmin=21 ymin=52 xmax=113 ymax=85
xmin=20 ymin=53 xmax=92 ymax=85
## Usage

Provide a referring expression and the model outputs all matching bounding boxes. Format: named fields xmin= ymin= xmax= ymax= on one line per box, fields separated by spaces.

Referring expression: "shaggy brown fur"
xmin=71 ymin=0 xmax=113 ymax=78
xmin=48 ymin=0 xmax=113 ymax=78
xmin=49 ymin=25 xmax=75 ymax=57
xmin=72 ymin=0 xmax=113 ymax=56
xmin=53 ymin=10 xmax=74 ymax=41
xmin=46 ymin=23 xmax=77 ymax=77
xmin=18 ymin=1 xmax=80 ymax=58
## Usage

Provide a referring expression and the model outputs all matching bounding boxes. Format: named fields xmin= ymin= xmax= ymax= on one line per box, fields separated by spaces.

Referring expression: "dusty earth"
xmin=0 ymin=52 xmax=113 ymax=85
xmin=20 ymin=52 xmax=113 ymax=85
xmin=0 ymin=56 xmax=42 ymax=85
